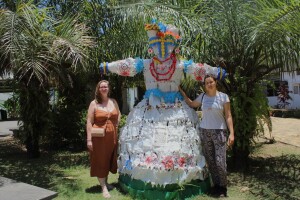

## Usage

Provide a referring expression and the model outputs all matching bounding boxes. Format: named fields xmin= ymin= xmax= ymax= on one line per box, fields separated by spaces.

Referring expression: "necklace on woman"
xmin=150 ymin=54 xmax=177 ymax=81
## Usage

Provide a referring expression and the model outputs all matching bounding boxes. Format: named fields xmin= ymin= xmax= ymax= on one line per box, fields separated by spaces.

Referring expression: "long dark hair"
xmin=95 ymin=80 xmax=110 ymax=103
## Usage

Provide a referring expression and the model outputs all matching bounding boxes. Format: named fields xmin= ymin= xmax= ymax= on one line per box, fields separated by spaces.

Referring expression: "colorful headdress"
xmin=144 ymin=19 xmax=181 ymax=45
xmin=145 ymin=19 xmax=182 ymax=59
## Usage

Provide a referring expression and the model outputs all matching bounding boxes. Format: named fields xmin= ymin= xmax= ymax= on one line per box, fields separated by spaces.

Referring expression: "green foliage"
xmin=180 ymin=0 xmax=300 ymax=164
xmin=1 ymin=0 xmax=299 ymax=161
xmin=231 ymin=69 xmax=271 ymax=154
xmin=180 ymin=75 xmax=203 ymax=100
xmin=17 ymin=81 xmax=51 ymax=158
xmin=77 ymin=109 xmax=88 ymax=141
xmin=118 ymin=114 xmax=128 ymax=130
xmin=271 ymin=109 xmax=300 ymax=118
xmin=2 ymin=93 xmax=20 ymax=119
xmin=46 ymin=107 xmax=87 ymax=150
xmin=43 ymin=74 xmax=91 ymax=150
xmin=0 ymin=2 xmax=94 ymax=157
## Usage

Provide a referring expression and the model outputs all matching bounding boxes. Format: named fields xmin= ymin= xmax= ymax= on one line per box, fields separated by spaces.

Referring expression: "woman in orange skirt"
xmin=86 ymin=80 xmax=121 ymax=199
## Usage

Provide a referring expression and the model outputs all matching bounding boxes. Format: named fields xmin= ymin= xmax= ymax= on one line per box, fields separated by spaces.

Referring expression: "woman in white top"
xmin=179 ymin=75 xmax=234 ymax=197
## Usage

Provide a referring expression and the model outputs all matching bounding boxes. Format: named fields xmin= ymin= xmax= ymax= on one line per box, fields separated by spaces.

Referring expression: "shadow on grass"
xmin=0 ymin=137 xmax=89 ymax=190
xmin=85 ymin=182 xmax=120 ymax=196
xmin=227 ymin=144 xmax=300 ymax=200
xmin=85 ymin=185 xmax=101 ymax=193
xmin=246 ymin=154 xmax=299 ymax=200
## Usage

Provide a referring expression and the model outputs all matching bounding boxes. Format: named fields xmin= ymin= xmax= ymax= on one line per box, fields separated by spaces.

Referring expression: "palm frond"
xmin=52 ymin=16 xmax=95 ymax=71
xmin=0 ymin=2 xmax=95 ymax=86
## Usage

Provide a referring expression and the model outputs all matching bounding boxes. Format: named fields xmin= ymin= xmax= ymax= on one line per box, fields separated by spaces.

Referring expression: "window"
xmin=294 ymin=85 xmax=299 ymax=94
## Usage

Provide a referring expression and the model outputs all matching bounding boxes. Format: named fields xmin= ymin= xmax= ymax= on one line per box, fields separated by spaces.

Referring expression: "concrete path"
xmin=0 ymin=176 xmax=57 ymax=200
xmin=0 ymin=120 xmax=20 ymax=137
xmin=268 ymin=117 xmax=300 ymax=147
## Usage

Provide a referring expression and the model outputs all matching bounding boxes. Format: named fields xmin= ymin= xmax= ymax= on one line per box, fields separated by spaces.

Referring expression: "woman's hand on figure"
xmin=178 ymin=86 xmax=187 ymax=98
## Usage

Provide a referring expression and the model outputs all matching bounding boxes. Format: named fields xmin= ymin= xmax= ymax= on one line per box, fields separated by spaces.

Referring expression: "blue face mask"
xmin=149 ymin=36 xmax=176 ymax=60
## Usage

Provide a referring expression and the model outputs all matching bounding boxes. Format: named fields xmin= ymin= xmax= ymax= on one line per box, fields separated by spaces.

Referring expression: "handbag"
xmin=91 ymin=109 xmax=110 ymax=138
xmin=91 ymin=127 xmax=105 ymax=137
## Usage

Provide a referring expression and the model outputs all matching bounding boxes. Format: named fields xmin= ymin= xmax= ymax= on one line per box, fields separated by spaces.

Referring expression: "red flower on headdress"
xmin=156 ymin=31 xmax=165 ymax=38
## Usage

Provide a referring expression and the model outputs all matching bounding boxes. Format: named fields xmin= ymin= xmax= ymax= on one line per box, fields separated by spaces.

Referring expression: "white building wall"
xmin=283 ymin=72 xmax=300 ymax=109
xmin=267 ymin=96 xmax=278 ymax=108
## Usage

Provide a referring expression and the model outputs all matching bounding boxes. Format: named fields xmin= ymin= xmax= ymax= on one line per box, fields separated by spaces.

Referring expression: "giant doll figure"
xmin=100 ymin=20 xmax=226 ymax=199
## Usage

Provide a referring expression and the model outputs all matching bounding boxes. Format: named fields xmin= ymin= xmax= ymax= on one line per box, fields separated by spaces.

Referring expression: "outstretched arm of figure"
xmin=100 ymin=57 xmax=145 ymax=77
xmin=182 ymin=60 xmax=226 ymax=82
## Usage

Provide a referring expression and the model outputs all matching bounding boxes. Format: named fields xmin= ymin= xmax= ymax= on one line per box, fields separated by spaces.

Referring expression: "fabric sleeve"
xmin=100 ymin=57 xmax=144 ymax=77
xmin=225 ymin=94 xmax=230 ymax=103
xmin=182 ymin=59 xmax=226 ymax=82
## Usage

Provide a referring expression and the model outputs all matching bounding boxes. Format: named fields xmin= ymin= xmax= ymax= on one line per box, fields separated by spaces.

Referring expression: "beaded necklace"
xmin=150 ymin=54 xmax=177 ymax=81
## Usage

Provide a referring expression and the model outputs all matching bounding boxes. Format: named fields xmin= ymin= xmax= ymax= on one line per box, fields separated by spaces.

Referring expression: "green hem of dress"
xmin=119 ymin=174 xmax=211 ymax=200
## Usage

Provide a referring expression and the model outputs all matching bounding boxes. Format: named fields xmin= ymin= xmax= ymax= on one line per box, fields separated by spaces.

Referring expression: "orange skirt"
xmin=89 ymin=126 xmax=118 ymax=178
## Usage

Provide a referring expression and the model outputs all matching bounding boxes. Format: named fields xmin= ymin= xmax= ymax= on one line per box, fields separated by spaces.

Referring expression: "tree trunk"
xmin=232 ymin=144 xmax=250 ymax=174
xmin=25 ymin=134 xmax=40 ymax=158
xmin=18 ymin=80 xmax=49 ymax=159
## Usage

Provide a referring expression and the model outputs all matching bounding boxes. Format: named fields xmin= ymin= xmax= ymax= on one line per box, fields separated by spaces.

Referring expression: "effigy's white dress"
xmin=104 ymin=56 xmax=220 ymax=186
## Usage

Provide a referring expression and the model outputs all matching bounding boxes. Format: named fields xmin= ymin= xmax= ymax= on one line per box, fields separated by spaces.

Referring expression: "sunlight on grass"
xmin=53 ymin=166 xmax=131 ymax=200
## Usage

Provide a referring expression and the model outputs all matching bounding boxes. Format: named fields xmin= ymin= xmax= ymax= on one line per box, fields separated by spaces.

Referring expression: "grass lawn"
xmin=0 ymin=136 xmax=299 ymax=200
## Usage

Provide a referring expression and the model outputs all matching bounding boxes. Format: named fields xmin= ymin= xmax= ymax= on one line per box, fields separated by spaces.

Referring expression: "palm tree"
xmin=0 ymin=2 xmax=94 ymax=158
xmin=90 ymin=0 xmax=300 ymax=167
xmin=186 ymin=0 xmax=300 ymax=167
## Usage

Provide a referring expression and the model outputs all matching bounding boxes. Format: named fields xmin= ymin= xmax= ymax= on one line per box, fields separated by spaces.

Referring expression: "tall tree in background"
xmin=0 ymin=2 xmax=94 ymax=158
xmin=187 ymin=0 xmax=300 ymax=167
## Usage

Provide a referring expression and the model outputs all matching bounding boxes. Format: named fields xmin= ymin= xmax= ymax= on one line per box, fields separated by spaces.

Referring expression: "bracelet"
xmin=87 ymin=139 xmax=91 ymax=141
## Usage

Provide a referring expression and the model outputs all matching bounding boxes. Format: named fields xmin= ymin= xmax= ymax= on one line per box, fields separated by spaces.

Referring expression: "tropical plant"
xmin=2 ymin=92 xmax=20 ymax=119
xmin=187 ymin=0 xmax=300 ymax=167
xmin=277 ymin=83 xmax=292 ymax=109
xmin=90 ymin=0 xmax=300 ymax=168
xmin=0 ymin=2 xmax=94 ymax=158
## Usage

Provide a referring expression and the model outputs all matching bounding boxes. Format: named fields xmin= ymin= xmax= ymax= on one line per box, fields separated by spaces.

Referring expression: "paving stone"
xmin=0 ymin=176 xmax=57 ymax=200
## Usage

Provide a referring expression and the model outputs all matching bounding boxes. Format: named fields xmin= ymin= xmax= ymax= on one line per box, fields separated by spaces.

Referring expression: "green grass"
xmin=0 ymin=137 xmax=299 ymax=200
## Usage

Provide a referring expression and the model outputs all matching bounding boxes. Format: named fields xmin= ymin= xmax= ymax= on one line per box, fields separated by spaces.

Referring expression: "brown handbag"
xmin=91 ymin=108 xmax=110 ymax=137
xmin=91 ymin=127 xmax=105 ymax=137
